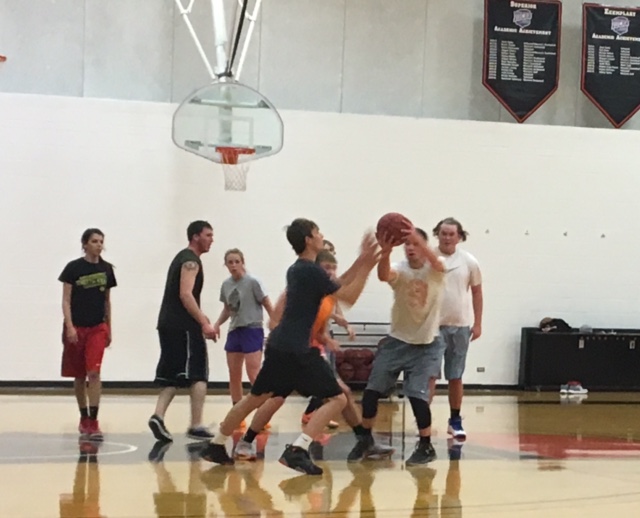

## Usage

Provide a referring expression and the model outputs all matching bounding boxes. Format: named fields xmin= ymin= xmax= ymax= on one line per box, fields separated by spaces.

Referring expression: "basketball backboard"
xmin=172 ymin=79 xmax=283 ymax=164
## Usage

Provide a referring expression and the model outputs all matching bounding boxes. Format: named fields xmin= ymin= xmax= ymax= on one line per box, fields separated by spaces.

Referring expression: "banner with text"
xmin=582 ymin=4 xmax=640 ymax=128
xmin=483 ymin=0 xmax=561 ymax=122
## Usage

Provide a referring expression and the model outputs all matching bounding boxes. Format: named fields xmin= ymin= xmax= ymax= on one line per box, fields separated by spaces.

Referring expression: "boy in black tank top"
xmin=199 ymin=218 xmax=381 ymax=476
xmin=148 ymin=221 xmax=218 ymax=443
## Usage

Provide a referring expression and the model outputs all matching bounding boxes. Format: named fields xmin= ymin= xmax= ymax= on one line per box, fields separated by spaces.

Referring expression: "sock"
xmin=243 ymin=428 xmax=259 ymax=444
xmin=450 ymin=408 xmax=461 ymax=419
xmin=212 ymin=432 xmax=229 ymax=446
xmin=79 ymin=407 xmax=89 ymax=419
xmin=352 ymin=424 xmax=368 ymax=437
xmin=292 ymin=433 xmax=313 ymax=451
xmin=89 ymin=406 xmax=99 ymax=420
xmin=419 ymin=435 xmax=431 ymax=446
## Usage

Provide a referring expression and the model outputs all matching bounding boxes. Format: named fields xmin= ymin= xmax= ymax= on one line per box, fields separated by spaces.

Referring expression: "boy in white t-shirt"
xmin=348 ymin=226 xmax=446 ymax=466
xmin=429 ymin=218 xmax=483 ymax=442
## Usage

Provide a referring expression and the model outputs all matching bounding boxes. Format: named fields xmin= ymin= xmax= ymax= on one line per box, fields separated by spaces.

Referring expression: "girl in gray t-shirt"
xmin=213 ymin=249 xmax=274 ymax=408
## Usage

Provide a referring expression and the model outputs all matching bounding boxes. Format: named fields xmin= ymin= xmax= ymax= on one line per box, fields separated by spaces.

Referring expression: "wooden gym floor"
xmin=1 ymin=390 xmax=640 ymax=517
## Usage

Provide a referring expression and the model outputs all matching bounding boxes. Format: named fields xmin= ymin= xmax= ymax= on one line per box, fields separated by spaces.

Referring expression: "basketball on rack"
xmin=354 ymin=364 xmax=373 ymax=383
xmin=376 ymin=212 xmax=413 ymax=246
xmin=338 ymin=362 xmax=355 ymax=382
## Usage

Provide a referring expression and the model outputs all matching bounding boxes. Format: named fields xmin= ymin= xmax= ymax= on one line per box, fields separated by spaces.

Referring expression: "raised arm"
xmin=376 ymin=233 xmax=398 ymax=283
xmin=334 ymin=232 xmax=380 ymax=307
xmin=420 ymin=243 xmax=446 ymax=273
xmin=400 ymin=227 xmax=445 ymax=273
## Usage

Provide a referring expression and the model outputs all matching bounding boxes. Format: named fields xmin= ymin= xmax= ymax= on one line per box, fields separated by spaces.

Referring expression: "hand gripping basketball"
xmin=376 ymin=212 xmax=413 ymax=247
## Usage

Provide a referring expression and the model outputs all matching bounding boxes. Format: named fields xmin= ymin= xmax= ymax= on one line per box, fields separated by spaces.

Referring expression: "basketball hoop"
xmin=216 ymin=146 xmax=255 ymax=191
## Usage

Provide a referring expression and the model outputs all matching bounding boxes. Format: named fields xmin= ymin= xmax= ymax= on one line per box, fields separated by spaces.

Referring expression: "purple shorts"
xmin=224 ymin=327 xmax=264 ymax=354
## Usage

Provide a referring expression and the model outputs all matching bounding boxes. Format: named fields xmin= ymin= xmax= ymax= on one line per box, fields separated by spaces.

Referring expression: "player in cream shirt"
xmin=429 ymin=218 xmax=483 ymax=442
xmin=348 ymin=226 xmax=446 ymax=466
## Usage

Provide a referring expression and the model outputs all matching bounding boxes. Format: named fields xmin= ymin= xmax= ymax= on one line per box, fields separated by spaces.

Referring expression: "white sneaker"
xmin=234 ymin=439 xmax=256 ymax=461
xmin=567 ymin=384 xmax=588 ymax=395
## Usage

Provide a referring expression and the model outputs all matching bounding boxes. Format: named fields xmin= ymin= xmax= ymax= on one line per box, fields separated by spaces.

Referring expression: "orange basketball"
xmin=376 ymin=212 xmax=412 ymax=246
xmin=338 ymin=362 xmax=355 ymax=381
xmin=354 ymin=364 xmax=373 ymax=382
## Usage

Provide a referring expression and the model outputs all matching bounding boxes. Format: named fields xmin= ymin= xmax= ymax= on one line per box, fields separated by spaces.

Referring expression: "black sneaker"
xmin=199 ymin=443 xmax=235 ymax=465
xmin=279 ymin=445 xmax=323 ymax=475
xmin=148 ymin=414 xmax=173 ymax=443
xmin=348 ymin=434 xmax=395 ymax=462
xmin=405 ymin=442 xmax=437 ymax=466
xmin=187 ymin=426 xmax=214 ymax=441
xmin=148 ymin=441 xmax=172 ymax=463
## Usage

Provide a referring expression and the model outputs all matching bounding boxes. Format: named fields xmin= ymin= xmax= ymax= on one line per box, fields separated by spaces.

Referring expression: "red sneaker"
xmin=88 ymin=419 xmax=104 ymax=442
xmin=79 ymin=417 xmax=91 ymax=436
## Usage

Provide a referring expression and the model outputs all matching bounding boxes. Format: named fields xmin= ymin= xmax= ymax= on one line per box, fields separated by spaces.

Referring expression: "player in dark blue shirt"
xmin=200 ymin=218 xmax=380 ymax=475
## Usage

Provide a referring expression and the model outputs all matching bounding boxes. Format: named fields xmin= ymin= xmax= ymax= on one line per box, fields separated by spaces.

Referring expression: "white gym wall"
xmin=2 ymin=0 xmax=640 ymax=385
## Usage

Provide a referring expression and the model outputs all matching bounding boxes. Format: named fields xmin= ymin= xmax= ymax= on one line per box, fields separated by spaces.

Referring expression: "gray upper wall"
xmin=2 ymin=0 xmax=640 ymax=130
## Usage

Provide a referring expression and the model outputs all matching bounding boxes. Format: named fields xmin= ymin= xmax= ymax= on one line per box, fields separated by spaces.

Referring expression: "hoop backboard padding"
xmin=218 ymin=145 xmax=255 ymax=191
xmin=172 ymin=79 xmax=284 ymax=166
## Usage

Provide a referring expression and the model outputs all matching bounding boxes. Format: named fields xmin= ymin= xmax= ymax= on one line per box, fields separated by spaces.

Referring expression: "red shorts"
xmin=61 ymin=323 xmax=109 ymax=378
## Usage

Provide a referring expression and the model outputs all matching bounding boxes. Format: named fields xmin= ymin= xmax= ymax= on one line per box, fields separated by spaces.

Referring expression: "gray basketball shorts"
xmin=439 ymin=326 xmax=471 ymax=380
xmin=365 ymin=335 xmax=444 ymax=401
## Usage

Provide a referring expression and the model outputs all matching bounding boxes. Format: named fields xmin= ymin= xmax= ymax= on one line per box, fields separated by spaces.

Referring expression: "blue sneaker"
xmin=447 ymin=416 xmax=467 ymax=440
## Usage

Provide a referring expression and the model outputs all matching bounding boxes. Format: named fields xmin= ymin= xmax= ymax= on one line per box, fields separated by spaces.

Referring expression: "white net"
xmin=223 ymin=163 xmax=250 ymax=191
xmin=219 ymin=146 xmax=255 ymax=191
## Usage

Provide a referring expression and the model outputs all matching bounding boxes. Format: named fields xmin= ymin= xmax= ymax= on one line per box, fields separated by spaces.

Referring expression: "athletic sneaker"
xmin=234 ymin=439 xmax=256 ymax=461
xmin=78 ymin=416 xmax=91 ymax=437
xmin=199 ymin=443 xmax=235 ymax=465
xmin=347 ymin=434 xmax=395 ymax=462
xmin=88 ymin=419 xmax=104 ymax=442
xmin=187 ymin=426 xmax=214 ymax=441
xmin=148 ymin=414 xmax=173 ymax=442
xmin=279 ymin=445 xmax=323 ymax=475
xmin=405 ymin=442 xmax=436 ymax=465
xmin=447 ymin=416 xmax=466 ymax=439
xmin=567 ymin=383 xmax=588 ymax=395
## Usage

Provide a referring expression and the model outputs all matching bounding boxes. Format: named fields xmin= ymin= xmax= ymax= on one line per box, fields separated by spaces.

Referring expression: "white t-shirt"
xmin=388 ymin=259 xmax=446 ymax=345
xmin=436 ymin=248 xmax=482 ymax=327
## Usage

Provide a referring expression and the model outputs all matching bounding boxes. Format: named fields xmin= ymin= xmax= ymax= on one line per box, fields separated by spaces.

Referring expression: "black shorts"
xmin=155 ymin=328 xmax=208 ymax=388
xmin=251 ymin=347 xmax=342 ymax=399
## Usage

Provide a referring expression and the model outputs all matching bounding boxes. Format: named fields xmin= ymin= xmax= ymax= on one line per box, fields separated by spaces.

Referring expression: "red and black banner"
xmin=581 ymin=5 xmax=640 ymax=128
xmin=482 ymin=0 xmax=561 ymax=122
